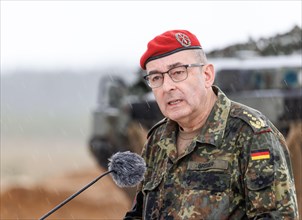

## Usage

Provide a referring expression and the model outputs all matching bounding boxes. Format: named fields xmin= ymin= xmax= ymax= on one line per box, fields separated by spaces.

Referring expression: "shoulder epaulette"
xmin=147 ymin=117 xmax=168 ymax=138
xmin=230 ymin=101 xmax=271 ymax=134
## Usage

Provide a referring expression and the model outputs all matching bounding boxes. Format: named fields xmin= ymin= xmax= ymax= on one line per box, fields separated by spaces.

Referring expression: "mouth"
xmin=168 ymin=99 xmax=183 ymax=105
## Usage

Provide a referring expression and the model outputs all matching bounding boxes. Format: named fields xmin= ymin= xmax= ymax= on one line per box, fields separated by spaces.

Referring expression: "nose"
xmin=161 ymin=73 xmax=176 ymax=91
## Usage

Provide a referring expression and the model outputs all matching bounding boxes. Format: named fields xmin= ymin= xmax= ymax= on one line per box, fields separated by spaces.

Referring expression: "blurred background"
xmin=1 ymin=1 xmax=301 ymax=219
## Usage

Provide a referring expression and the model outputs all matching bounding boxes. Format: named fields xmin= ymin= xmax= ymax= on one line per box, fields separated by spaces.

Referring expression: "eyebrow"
xmin=147 ymin=62 xmax=183 ymax=75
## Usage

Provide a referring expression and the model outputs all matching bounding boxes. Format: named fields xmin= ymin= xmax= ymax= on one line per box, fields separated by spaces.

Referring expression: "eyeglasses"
xmin=143 ymin=63 xmax=204 ymax=88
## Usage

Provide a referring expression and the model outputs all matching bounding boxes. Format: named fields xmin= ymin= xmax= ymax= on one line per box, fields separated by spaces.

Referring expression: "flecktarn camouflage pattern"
xmin=124 ymin=86 xmax=298 ymax=220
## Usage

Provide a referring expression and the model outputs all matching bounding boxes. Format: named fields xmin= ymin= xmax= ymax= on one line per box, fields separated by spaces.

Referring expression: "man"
xmin=124 ymin=30 xmax=298 ymax=219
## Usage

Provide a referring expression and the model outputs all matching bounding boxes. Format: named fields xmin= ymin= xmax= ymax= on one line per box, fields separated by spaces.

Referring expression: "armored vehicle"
xmin=212 ymin=54 xmax=301 ymax=134
xmin=88 ymin=75 xmax=163 ymax=168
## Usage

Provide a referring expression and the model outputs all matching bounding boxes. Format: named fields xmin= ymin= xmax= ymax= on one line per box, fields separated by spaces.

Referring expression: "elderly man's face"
xmin=146 ymin=50 xmax=214 ymax=123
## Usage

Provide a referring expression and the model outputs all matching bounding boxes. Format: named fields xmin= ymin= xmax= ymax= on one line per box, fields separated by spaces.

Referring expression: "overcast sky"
xmin=1 ymin=1 xmax=301 ymax=73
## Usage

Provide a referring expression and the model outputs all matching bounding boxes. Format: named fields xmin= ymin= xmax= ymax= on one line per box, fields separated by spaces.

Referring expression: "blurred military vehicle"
xmin=88 ymin=74 xmax=163 ymax=168
xmin=212 ymin=54 xmax=301 ymax=135
xmin=88 ymin=54 xmax=301 ymax=168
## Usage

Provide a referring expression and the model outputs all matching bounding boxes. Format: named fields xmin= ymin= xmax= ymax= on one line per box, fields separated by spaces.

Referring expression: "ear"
xmin=203 ymin=64 xmax=215 ymax=88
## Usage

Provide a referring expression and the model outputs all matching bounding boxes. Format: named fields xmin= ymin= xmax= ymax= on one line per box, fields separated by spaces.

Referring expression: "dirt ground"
xmin=0 ymin=138 xmax=132 ymax=219
xmin=1 ymin=166 xmax=132 ymax=219
xmin=1 ymin=168 xmax=130 ymax=219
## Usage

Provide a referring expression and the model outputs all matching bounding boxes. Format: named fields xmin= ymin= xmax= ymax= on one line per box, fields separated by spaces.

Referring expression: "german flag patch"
xmin=251 ymin=149 xmax=270 ymax=161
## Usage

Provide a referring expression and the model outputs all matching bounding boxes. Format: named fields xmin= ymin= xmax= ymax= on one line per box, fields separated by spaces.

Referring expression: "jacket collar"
xmin=195 ymin=86 xmax=231 ymax=148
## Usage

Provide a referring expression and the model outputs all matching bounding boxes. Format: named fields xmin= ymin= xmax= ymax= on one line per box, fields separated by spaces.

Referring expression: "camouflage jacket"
xmin=124 ymin=86 xmax=298 ymax=220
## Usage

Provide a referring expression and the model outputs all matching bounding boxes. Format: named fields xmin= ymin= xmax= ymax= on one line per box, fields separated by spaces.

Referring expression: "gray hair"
xmin=193 ymin=49 xmax=208 ymax=64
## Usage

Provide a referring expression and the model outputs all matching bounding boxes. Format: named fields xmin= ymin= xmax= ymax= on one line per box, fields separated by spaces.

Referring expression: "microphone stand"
xmin=39 ymin=170 xmax=114 ymax=220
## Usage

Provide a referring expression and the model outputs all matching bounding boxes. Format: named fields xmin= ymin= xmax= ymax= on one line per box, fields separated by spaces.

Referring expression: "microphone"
xmin=39 ymin=151 xmax=146 ymax=220
xmin=108 ymin=151 xmax=146 ymax=187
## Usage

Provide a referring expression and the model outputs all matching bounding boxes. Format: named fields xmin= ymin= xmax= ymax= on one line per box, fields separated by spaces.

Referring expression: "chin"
xmin=167 ymin=112 xmax=188 ymax=122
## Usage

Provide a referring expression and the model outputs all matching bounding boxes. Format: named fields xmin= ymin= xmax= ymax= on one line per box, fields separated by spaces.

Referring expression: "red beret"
xmin=140 ymin=30 xmax=202 ymax=70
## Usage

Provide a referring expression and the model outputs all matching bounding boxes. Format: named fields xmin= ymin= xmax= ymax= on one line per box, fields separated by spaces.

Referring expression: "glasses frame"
xmin=144 ymin=63 xmax=204 ymax=88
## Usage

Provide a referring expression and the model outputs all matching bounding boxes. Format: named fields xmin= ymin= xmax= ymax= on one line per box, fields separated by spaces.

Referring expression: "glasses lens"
xmin=147 ymin=73 xmax=163 ymax=88
xmin=169 ymin=66 xmax=188 ymax=82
